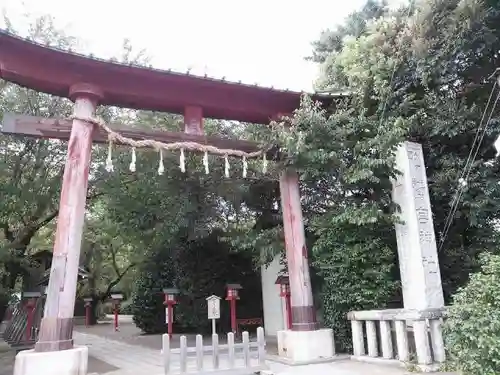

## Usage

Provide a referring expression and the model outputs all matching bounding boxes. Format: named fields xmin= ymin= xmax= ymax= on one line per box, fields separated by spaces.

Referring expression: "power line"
xmin=438 ymin=79 xmax=500 ymax=252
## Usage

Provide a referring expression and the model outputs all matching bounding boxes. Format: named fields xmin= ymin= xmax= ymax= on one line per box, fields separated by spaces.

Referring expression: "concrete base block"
xmin=13 ymin=345 xmax=88 ymax=375
xmin=277 ymin=328 xmax=335 ymax=364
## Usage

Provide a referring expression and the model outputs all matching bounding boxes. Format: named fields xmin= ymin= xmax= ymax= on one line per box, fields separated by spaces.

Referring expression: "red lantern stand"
xmin=22 ymin=291 xmax=41 ymax=341
xmin=276 ymin=275 xmax=292 ymax=330
xmin=83 ymin=297 xmax=93 ymax=327
xmin=110 ymin=293 xmax=124 ymax=332
xmin=226 ymin=284 xmax=242 ymax=334
xmin=163 ymin=288 xmax=179 ymax=339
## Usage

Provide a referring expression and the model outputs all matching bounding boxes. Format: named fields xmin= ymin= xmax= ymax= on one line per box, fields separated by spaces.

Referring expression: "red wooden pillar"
xmin=35 ymin=83 xmax=103 ymax=352
xmin=83 ymin=298 xmax=93 ymax=327
xmin=184 ymin=106 xmax=203 ymax=135
xmin=24 ymin=298 xmax=37 ymax=341
xmin=279 ymin=169 xmax=319 ymax=331
xmin=225 ymin=284 xmax=241 ymax=334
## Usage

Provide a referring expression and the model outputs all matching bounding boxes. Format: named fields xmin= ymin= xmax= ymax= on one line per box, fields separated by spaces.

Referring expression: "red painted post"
xmin=113 ymin=306 xmax=118 ymax=331
xmin=83 ymin=298 xmax=93 ymax=327
xmin=35 ymin=84 xmax=103 ymax=352
xmin=225 ymin=284 xmax=241 ymax=334
xmin=163 ymin=288 xmax=179 ymax=339
xmin=184 ymin=106 xmax=204 ymax=135
xmin=279 ymin=169 xmax=319 ymax=331
xmin=276 ymin=276 xmax=292 ymax=330
xmin=285 ymin=294 xmax=292 ymax=330
xmin=230 ymin=299 xmax=237 ymax=333
xmin=25 ymin=299 xmax=36 ymax=341
xmin=167 ymin=303 xmax=173 ymax=338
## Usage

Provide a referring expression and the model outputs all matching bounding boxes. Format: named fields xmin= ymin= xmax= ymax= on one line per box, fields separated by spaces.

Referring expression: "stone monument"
xmin=392 ymin=141 xmax=445 ymax=310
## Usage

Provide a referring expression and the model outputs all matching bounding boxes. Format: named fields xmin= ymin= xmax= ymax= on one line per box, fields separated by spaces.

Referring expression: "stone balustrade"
xmin=347 ymin=308 xmax=446 ymax=371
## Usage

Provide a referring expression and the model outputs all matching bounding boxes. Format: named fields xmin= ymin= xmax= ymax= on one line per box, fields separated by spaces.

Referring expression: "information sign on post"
xmin=206 ymin=295 xmax=221 ymax=335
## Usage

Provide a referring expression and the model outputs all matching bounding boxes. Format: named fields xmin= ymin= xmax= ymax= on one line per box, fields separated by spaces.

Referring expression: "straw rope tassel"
xmin=105 ymin=140 xmax=114 ymax=172
xmin=158 ymin=149 xmax=165 ymax=175
xmin=242 ymin=156 xmax=247 ymax=178
xmin=129 ymin=147 xmax=137 ymax=172
xmin=203 ymin=151 xmax=209 ymax=174
xmin=180 ymin=149 xmax=186 ymax=173
xmin=225 ymin=155 xmax=230 ymax=178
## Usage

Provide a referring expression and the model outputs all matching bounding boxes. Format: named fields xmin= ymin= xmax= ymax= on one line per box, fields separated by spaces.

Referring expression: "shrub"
xmin=132 ymin=247 xmax=175 ymax=334
xmin=444 ymin=252 xmax=500 ymax=375
xmin=0 ymin=287 xmax=11 ymax=321
xmin=313 ymin=223 xmax=397 ymax=352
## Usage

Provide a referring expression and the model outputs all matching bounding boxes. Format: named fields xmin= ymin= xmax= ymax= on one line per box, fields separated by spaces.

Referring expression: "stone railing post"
xmin=347 ymin=307 xmax=446 ymax=370
xmin=394 ymin=320 xmax=409 ymax=362
xmin=365 ymin=321 xmax=378 ymax=357
xmin=379 ymin=321 xmax=393 ymax=359
xmin=351 ymin=320 xmax=365 ymax=356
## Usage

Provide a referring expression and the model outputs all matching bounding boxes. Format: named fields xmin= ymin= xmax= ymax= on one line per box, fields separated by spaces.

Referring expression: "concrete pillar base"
xmin=14 ymin=346 xmax=88 ymax=375
xmin=277 ymin=329 xmax=335 ymax=364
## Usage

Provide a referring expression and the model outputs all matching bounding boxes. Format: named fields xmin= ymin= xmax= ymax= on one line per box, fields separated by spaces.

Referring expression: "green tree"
xmin=306 ymin=0 xmax=500 ymax=350
xmin=444 ymin=253 xmax=500 ymax=375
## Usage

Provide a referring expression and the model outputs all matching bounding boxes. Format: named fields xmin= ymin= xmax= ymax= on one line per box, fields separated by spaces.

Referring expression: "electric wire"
xmin=438 ymin=81 xmax=500 ymax=251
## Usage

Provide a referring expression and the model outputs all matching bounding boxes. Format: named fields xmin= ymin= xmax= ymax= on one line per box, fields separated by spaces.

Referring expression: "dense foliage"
xmin=301 ymin=0 xmax=500 ymax=350
xmin=131 ymin=241 xmax=177 ymax=333
xmin=444 ymin=253 xmax=500 ymax=375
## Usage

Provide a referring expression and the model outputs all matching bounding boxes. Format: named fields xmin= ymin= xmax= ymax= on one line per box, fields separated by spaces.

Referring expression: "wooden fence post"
xmin=162 ymin=334 xmax=170 ymax=375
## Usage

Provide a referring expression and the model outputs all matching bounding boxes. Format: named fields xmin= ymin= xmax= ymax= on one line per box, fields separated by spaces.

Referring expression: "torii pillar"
xmin=14 ymin=83 xmax=102 ymax=375
xmin=276 ymin=168 xmax=335 ymax=363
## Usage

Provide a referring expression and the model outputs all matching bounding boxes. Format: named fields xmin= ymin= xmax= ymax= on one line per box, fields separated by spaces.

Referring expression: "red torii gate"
xmin=0 ymin=30 xmax=339 ymax=364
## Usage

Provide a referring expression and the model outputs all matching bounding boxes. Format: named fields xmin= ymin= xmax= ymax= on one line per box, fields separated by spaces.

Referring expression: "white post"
xmin=228 ymin=332 xmax=235 ymax=368
xmin=180 ymin=335 xmax=187 ymax=373
xmin=413 ymin=320 xmax=432 ymax=365
xmin=391 ymin=142 xmax=445 ymax=310
xmin=366 ymin=321 xmax=378 ymax=357
xmin=429 ymin=319 xmax=446 ymax=363
xmin=242 ymin=331 xmax=250 ymax=367
xmin=394 ymin=320 xmax=409 ymax=362
xmin=196 ymin=334 xmax=203 ymax=371
xmin=379 ymin=321 xmax=393 ymax=359
xmin=257 ymin=327 xmax=266 ymax=366
xmin=351 ymin=320 xmax=365 ymax=356
xmin=162 ymin=333 xmax=170 ymax=375
xmin=212 ymin=333 xmax=219 ymax=369
xmin=212 ymin=319 xmax=216 ymax=335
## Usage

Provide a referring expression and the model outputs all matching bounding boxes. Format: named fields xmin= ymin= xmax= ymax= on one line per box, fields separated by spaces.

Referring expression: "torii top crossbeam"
xmin=0 ymin=30 xmax=340 ymax=125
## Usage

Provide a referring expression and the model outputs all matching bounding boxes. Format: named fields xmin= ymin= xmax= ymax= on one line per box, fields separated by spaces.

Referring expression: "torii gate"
xmin=0 ymin=30 xmax=338 ymax=372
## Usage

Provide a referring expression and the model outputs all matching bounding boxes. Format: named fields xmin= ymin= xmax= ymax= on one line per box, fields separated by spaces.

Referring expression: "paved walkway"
xmin=1 ymin=321 xmax=448 ymax=374
xmin=74 ymin=330 xmax=416 ymax=375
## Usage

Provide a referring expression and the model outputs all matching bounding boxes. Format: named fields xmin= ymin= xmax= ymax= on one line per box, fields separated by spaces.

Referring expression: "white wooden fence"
xmin=163 ymin=327 xmax=267 ymax=374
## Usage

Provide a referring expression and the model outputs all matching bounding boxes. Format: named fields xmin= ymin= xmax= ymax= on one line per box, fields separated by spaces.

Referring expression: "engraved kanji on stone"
xmin=407 ymin=149 xmax=420 ymax=161
xmin=422 ymin=256 xmax=437 ymax=266
xmin=412 ymin=178 xmax=424 ymax=188
xmin=419 ymin=229 xmax=433 ymax=243
xmin=416 ymin=207 xmax=430 ymax=224
xmin=414 ymin=187 xmax=426 ymax=200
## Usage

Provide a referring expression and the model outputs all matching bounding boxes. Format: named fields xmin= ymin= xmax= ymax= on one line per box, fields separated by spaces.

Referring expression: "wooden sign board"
xmin=206 ymin=295 xmax=221 ymax=320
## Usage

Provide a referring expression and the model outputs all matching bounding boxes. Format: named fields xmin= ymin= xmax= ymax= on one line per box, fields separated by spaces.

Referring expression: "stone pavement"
xmin=1 ymin=321 xmax=442 ymax=375
xmin=74 ymin=330 xmax=416 ymax=375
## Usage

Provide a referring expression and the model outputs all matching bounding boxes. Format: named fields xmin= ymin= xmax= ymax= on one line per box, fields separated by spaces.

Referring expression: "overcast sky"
xmin=0 ymin=0 xmax=403 ymax=92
